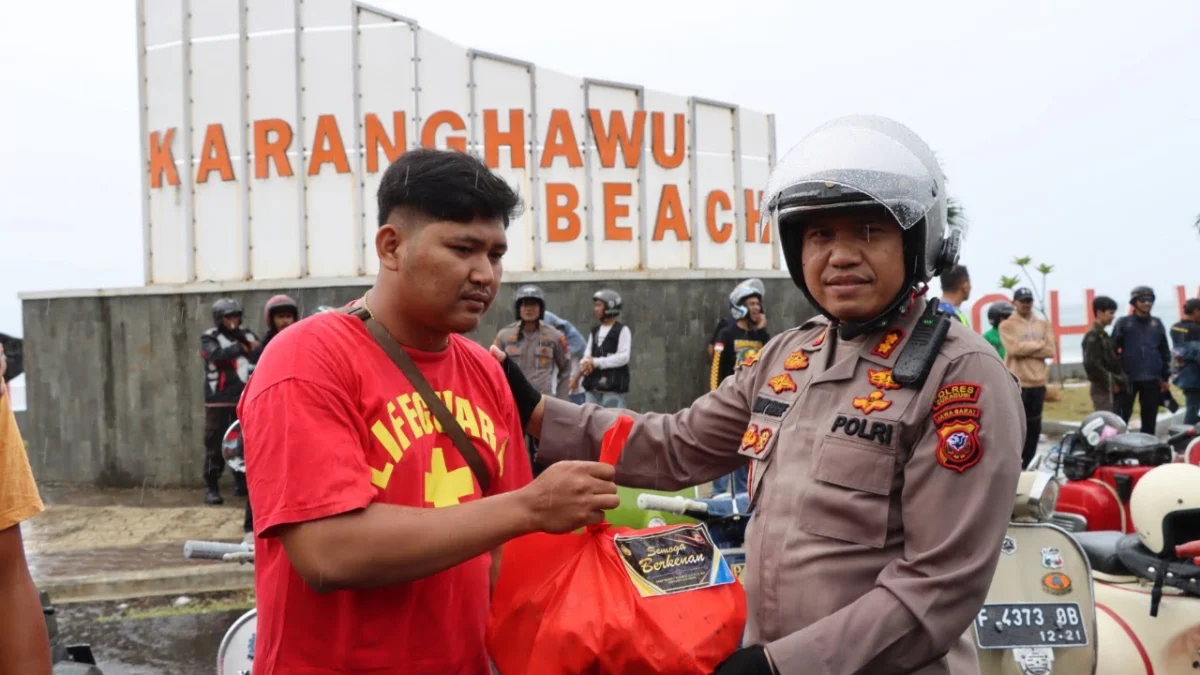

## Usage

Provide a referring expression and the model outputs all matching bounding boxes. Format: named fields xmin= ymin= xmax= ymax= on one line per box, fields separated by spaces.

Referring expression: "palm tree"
xmin=947 ymin=196 xmax=967 ymax=234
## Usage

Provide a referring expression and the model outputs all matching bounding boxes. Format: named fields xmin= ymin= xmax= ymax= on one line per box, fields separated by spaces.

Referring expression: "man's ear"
xmin=376 ymin=223 xmax=404 ymax=272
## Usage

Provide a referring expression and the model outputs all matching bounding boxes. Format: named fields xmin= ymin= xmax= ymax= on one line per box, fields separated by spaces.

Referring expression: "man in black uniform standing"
xmin=1112 ymin=285 xmax=1171 ymax=434
xmin=1170 ymin=298 xmax=1200 ymax=424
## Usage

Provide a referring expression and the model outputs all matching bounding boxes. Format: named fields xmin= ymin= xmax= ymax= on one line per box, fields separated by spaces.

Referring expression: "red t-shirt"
xmin=237 ymin=310 xmax=532 ymax=674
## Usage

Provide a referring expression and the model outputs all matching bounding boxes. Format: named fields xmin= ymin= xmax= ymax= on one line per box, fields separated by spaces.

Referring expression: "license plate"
xmin=973 ymin=602 xmax=1089 ymax=650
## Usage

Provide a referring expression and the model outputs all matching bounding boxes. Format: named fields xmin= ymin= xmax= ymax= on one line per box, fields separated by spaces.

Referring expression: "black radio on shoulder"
xmin=892 ymin=299 xmax=952 ymax=388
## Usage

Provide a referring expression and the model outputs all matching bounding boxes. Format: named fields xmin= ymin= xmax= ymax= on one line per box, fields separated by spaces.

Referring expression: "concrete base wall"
xmin=21 ymin=275 xmax=815 ymax=488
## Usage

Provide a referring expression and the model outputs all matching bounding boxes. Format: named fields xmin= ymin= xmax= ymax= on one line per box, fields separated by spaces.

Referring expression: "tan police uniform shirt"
xmin=494 ymin=321 xmax=571 ymax=400
xmin=537 ymin=297 xmax=1024 ymax=674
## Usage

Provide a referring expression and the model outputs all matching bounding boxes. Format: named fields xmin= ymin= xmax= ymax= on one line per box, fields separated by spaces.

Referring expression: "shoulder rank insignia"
xmin=768 ymin=373 xmax=797 ymax=394
xmin=739 ymin=350 xmax=760 ymax=369
xmin=812 ymin=328 xmax=828 ymax=348
xmin=852 ymin=390 xmax=892 ymax=414
xmin=867 ymin=368 xmax=901 ymax=390
xmin=754 ymin=428 xmax=773 ymax=454
xmin=784 ymin=350 xmax=809 ymax=371
xmin=741 ymin=424 xmax=759 ymax=452
xmin=871 ymin=328 xmax=905 ymax=358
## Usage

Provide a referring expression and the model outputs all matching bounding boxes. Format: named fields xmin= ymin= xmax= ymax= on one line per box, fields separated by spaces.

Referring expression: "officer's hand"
xmin=711 ymin=645 xmax=777 ymax=675
xmin=1161 ymin=381 xmax=1170 ymax=393
xmin=489 ymin=345 xmax=545 ymax=429
xmin=517 ymin=461 xmax=620 ymax=534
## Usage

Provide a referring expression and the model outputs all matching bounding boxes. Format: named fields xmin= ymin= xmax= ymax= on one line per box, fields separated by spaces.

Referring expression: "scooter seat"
xmin=1116 ymin=534 xmax=1200 ymax=595
xmin=1073 ymin=530 xmax=1132 ymax=576
xmin=1167 ymin=424 xmax=1195 ymax=437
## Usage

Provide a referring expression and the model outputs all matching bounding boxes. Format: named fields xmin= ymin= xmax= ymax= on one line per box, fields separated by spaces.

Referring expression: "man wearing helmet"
xmin=200 ymin=298 xmax=260 ymax=505
xmin=1169 ymin=298 xmax=1200 ymax=424
xmin=709 ymin=283 xmax=771 ymax=496
xmin=1082 ymin=295 xmax=1125 ymax=413
xmin=575 ymin=289 xmax=632 ymax=409
xmin=1112 ymin=285 xmax=1171 ymax=434
xmin=251 ymin=294 xmax=300 ymax=361
xmin=493 ymin=285 xmax=572 ymax=473
xmin=982 ymin=301 xmax=1013 ymax=358
xmin=708 ymin=278 xmax=769 ymax=359
xmin=495 ymin=116 xmax=1025 ymax=675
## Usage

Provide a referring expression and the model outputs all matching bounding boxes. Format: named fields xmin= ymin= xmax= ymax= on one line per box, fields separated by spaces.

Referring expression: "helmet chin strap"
xmin=833 ymin=283 xmax=924 ymax=341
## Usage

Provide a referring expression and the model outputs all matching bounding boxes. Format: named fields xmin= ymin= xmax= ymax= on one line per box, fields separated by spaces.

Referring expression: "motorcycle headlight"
xmin=1031 ymin=473 xmax=1059 ymax=522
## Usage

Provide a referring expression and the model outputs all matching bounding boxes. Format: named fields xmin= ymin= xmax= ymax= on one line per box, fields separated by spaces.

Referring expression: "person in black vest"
xmin=574 ymin=289 xmax=632 ymax=409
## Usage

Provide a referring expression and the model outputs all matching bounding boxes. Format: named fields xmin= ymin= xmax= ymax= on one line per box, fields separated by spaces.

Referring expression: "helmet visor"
xmin=763 ymin=115 xmax=942 ymax=232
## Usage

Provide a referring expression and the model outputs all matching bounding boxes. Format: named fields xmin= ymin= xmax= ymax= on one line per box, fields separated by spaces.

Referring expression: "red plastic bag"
xmin=487 ymin=416 xmax=746 ymax=675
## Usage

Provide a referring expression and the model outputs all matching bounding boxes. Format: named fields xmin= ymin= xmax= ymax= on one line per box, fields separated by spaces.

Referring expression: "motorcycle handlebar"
xmin=184 ymin=540 xmax=251 ymax=561
xmin=636 ymin=493 xmax=710 ymax=519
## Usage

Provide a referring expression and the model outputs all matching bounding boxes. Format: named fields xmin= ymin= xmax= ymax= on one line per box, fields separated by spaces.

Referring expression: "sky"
xmin=1 ymin=0 xmax=1198 ymax=348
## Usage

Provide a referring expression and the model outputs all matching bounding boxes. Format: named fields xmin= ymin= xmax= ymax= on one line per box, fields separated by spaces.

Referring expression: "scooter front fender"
xmin=975 ymin=522 xmax=1097 ymax=675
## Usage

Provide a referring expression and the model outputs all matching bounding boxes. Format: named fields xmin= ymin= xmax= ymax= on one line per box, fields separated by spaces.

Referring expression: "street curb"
xmin=38 ymin=563 xmax=254 ymax=605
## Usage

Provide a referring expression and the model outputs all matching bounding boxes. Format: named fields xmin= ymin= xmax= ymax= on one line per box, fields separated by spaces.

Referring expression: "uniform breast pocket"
xmin=535 ymin=345 xmax=554 ymax=367
xmin=795 ymin=436 xmax=897 ymax=549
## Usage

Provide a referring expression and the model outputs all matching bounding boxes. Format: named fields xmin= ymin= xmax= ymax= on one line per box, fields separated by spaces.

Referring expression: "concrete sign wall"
xmin=139 ymin=0 xmax=778 ymax=285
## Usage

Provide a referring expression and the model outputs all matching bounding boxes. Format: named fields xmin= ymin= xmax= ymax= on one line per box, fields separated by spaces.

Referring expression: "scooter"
xmin=41 ymin=590 xmax=104 ymax=675
xmin=1032 ymin=428 xmax=1186 ymax=534
xmin=1165 ymin=421 xmax=1200 ymax=465
xmin=182 ymin=540 xmax=257 ymax=675
xmin=975 ymin=471 xmax=1098 ymax=675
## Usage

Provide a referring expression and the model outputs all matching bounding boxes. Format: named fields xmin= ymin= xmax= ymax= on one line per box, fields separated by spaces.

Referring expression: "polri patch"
xmin=935 ymin=416 xmax=983 ymax=473
xmin=867 ymin=368 xmax=901 ymax=390
xmin=932 ymin=382 xmax=982 ymax=410
xmin=752 ymin=396 xmax=790 ymax=418
xmin=852 ymin=390 xmax=892 ymax=415
xmin=831 ymin=414 xmax=895 ymax=446
xmin=784 ymin=350 xmax=809 ymax=371
xmin=872 ymin=328 xmax=905 ymax=358
xmin=768 ymin=373 xmax=797 ymax=394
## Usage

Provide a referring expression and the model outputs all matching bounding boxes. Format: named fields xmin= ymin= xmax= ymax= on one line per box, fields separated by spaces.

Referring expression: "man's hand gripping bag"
xmin=487 ymin=416 xmax=747 ymax=674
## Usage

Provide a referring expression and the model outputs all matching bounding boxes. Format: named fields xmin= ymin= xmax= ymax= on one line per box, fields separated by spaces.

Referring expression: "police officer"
xmin=493 ymin=285 xmax=571 ymax=400
xmin=493 ymin=115 xmax=1024 ymax=674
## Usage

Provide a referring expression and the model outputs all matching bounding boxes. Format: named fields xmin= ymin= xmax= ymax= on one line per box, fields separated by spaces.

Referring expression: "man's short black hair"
xmin=1185 ymin=298 xmax=1200 ymax=316
xmin=939 ymin=265 xmax=970 ymax=292
xmin=1093 ymin=295 xmax=1118 ymax=314
xmin=376 ymin=148 xmax=522 ymax=228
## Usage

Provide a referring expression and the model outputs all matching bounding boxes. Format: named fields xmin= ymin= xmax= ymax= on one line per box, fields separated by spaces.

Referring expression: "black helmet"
xmin=987 ymin=301 xmax=1015 ymax=328
xmin=1130 ymin=285 xmax=1155 ymax=305
xmin=593 ymin=289 xmax=622 ymax=318
xmin=764 ymin=115 xmax=960 ymax=339
xmin=514 ymin=285 xmax=545 ymax=320
xmin=212 ymin=298 xmax=243 ymax=325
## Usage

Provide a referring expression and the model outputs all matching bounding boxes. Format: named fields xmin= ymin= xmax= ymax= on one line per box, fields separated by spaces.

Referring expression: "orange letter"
xmin=653 ymin=184 xmax=689 ymax=241
xmin=545 ymin=183 xmax=581 ymax=243
xmin=540 ymin=109 xmax=583 ymax=168
xmin=484 ymin=109 xmax=526 ymax=169
xmin=587 ymin=110 xmax=645 ymax=168
xmin=745 ymin=189 xmax=766 ymax=243
xmin=148 ymin=128 xmax=180 ymax=188
xmin=706 ymin=190 xmax=732 ymax=243
xmin=422 ymin=110 xmax=467 ymax=152
xmin=969 ymin=293 xmax=1016 ymax=334
xmin=651 ymin=112 xmax=685 ymax=169
xmin=604 ymin=183 xmax=633 ymax=241
xmin=365 ymin=111 xmax=407 ymax=173
xmin=254 ymin=119 xmax=294 ymax=179
xmin=196 ymin=124 xmax=234 ymax=183
xmin=308 ymin=114 xmax=351 ymax=176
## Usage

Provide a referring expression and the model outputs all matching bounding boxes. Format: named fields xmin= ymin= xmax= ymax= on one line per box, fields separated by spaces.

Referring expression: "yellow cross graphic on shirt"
xmin=424 ymin=448 xmax=475 ymax=508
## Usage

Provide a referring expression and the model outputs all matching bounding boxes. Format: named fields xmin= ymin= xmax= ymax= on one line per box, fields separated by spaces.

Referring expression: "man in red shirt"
xmin=238 ymin=148 xmax=621 ymax=674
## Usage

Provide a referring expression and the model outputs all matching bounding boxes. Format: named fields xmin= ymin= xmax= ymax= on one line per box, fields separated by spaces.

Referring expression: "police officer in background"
xmin=494 ymin=285 xmax=571 ymax=474
xmin=493 ymin=115 xmax=1024 ymax=674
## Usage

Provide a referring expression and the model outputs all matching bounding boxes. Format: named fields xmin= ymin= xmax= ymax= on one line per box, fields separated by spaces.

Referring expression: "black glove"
xmin=497 ymin=351 xmax=542 ymax=428
xmin=712 ymin=646 xmax=777 ymax=675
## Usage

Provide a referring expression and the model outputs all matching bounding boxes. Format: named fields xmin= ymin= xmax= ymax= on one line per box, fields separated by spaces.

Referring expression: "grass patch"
xmin=1042 ymin=380 xmax=1184 ymax=425
xmin=96 ymin=588 xmax=255 ymax=623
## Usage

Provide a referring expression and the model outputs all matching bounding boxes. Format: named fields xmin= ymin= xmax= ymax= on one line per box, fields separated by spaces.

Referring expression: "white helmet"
xmin=728 ymin=280 xmax=764 ymax=320
xmin=1130 ymin=463 xmax=1200 ymax=555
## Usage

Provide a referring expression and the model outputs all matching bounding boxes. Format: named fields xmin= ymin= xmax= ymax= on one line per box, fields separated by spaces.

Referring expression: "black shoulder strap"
xmin=342 ymin=304 xmax=492 ymax=495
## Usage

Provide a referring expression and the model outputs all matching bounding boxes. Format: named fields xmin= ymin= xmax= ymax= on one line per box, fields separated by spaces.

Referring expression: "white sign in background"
xmin=138 ymin=0 xmax=778 ymax=285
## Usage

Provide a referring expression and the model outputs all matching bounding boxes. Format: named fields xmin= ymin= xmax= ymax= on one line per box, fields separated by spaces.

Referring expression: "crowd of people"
xmin=936 ymin=266 xmax=1198 ymax=468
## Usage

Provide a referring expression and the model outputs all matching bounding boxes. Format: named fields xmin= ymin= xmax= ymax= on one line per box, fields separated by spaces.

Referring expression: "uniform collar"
xmin=802 ymin=296 xmax=928 ymax=385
